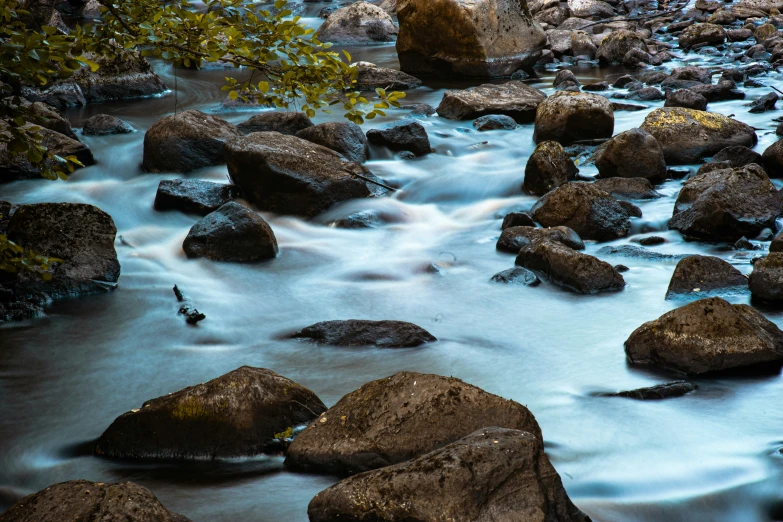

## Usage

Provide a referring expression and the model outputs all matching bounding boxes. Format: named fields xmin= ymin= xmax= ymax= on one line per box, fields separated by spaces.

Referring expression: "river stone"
xmin=601 ymin=381 xmax=697 ymax=400
xmin=82 ymin=114 xmax=133 ymax=135
xmin=182 ymin=202 xmax=278 ymax=262
xmin=307 ymin=427 xmax=590 ymax=522
xmin=516 ymin=237 xmax=625 ymax=293
xmin=749 ymin=253 xmax=783 ymax=302
xmin=154 ymin=179 xmax=240 ymax=215
xmin=366 ymin=120 xmax=432 ymax=156
xmin=501 ymin=211 xmax=536 ymax=229
xmin=597 ymin=30 xmax=649 ymax=63
xmin=531 ymin=182 xmax=632 ymax=241
xmin=625 ymin=297 xmax=783 ymax=374
xmin=396 ymin=0 xmax=546 ymax=77
xmin=534 ymin=91 xmax=614 ymax=145
xmin=595 ymin=127 xmax=666 ymax=183
xmin=0 ymin=480 xmax=192 ymax=522
xmin=354 ymin=63 xmax=422 ymax=91
xmin=285 ymin=372 xmax=542 ymax=474
xmin=491 ymin=266 xmax=541 ymax=285
xmin=524 ymin=141 xmax=578 ymax=196
xmin=568 ymin=0 xmax=613 ymax=18
xmin=535 ymin=4 xmax=569 ymax=25
xmin=668 ymin=163 xmax=781 ymax=242
xmin=670 ymin=66 xmax=713 ymax=84
xmin=436 ymin=81 xmax=547 ymax=123
xmin=665 ymin=255 xmax=748 ymax=299
xmin=95 ymin=366 xmax=326 ymax=459
xmin=237 ymin=111 xmax=313 ymax=136
xmin=292 ymin=319 xmax=436 ymax=347
xmin=712 ymin=145 xmax=762 ymax=168
xmin=640 ymin=107 xmax=757 ymax=164
xmin=225 ymin=132 xmax=384 ymax=218
xmin=593 ymin=177 xmax=661 ymax=200
xmin=689 ymin=80 xmax=744 ymax=103
xmin=71 ymin=51 xmax=167 ymax=104
xmin=596 ymin=245 xmax=684 ymax=261
xmin=316 ymin=2 xmax=397 ymax=43
xmin=295 ymin=122 xmax=369 ymax=163
xmin=7 ymin=203 xmax=120 ymax=301
xmin=473 ymin=114 xmax=518 ymax=130
xmin=762 ymin=140 xmax=783 ymax=178
xmin=142 ymin=110 xmax=239 ymax=173
xmin=497 ymin=225 xmax=585 ymax=253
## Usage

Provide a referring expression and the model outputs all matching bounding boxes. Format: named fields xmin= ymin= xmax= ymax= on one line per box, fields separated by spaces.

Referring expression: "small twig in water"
xmin=173 ymin=285 xmax=206 ymax=325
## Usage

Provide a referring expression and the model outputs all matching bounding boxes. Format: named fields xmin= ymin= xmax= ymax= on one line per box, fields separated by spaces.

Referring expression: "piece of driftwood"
xmin=173 ymin=285 xmax=206 ymax=325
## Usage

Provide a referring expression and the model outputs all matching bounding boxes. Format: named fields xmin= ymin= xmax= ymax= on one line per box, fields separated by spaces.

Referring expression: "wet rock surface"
xmin=491 ymin=266 xmax=541 ymax=285
xmin=436 ymin=82 xmax=547 ymax=122
xmin=534 ymin=91 xmax=614 ymax=145
xmin=593 ymin=177 xmax=661 ymax=200
xmin=524 ymin=140 xmax=578 ymax=195
xmin=292 ymin=320 xmax=436 ymax=347
xmin=154 ymin=179 xmax=240 ymax=215
xmin=367 ymin=120 xmax=432 ymax=156
xmin=600 ymin=381 xmax=697 ymax=400
xmin=237 ymin=112 xmax=313 ymax=136
xmin=595 ymin=127 xmax=666 ymax=183
xmin=749 ymin=253 xmax=783 ymax=302
xmin=295 ymin=122 xmax=369 ymax=163
xmin=497 ymin=225 xmax=585 ymax=253
xmin=665 ymin=255 xmax=748 ymax=299
xmin=82 ymin=114 xmax=134 ymax=135
xmin=354 ymin=63 xmax=423 ymax=91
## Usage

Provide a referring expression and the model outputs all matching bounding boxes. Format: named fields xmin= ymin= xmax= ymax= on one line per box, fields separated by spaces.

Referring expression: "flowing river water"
xmin=2 ymin=5 xmax=783 ymax=521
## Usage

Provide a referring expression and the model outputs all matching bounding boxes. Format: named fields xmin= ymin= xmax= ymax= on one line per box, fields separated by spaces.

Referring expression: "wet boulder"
xmin=316 ymin=2 xmax=398 ymax=43
xmin=295 ymin=122 xmax=369 ymax=163
xmin=292 ymin=319 xmax=436 ymax=347
xmin=668 ymin=164 xmax=781 ymax=242
xmin=597 ymin=30 xmax=649 ymax=64
xmin=95 ymin=366 xmax=326 ymax=459
xmin=601 ymin=381 xmax=697 ymax=400
xmin=285 ymin=372 xmax=541 ymax=474
xmin=72 ymin=51 xmax=166 ymax=104
xmin=225 ymin=132 xmax=385 ymax=218
xmin=640 ymin=107 xmax=757 ymax=164
xmin=516 ymin=237 xmax=625 ymax=293
xmin=625 ymin=297 xmax=783 ymax=374
xmin=436 ymin=81 xmax=547 ymax=123
xmin=749 ymin=253 xmax=783 ymax=302
xmin=679 ymin=23 xmax=727 ymax=48
xmin=0 ymin=480 xmax=191 ymax=522
xmin=712 ymin=145 xmax=762 ymax=168
xmin=154 ymin=179 xmax=240 ymax=215
xmin=524 ymin=140 xmax=578 ymax=196
xmin=237 ymin=111 xmax=313 ymax=136
xmin=82 ymin=114 xmax=133 ymax=135
xmin=142 ymin=110 xmax=240 ymax=173
xmin=367 ymin=120 xmax=432 ymax=156
xmin=568 ymin=0 xmax=613 ymax=18
xmin=670 ymin=66 xmax=713 ymax=84
xmin=665 ymin=255 xmax=748 ymax=299
xmin=531 ymin=182 xmax=633 ymax=241
xmin=472 ymin=114 xmax=517 ymax=131
xmin=354 ymin=63 xmax=422 ymax=91
xmin=689 ymin=80 xmax=744 ymax=103
xmin=572 ymin=30 xmax=598 ymax=58
xmin=534 ymin=91 xmax=614 ymax=145
xmin=496 ymin=225 xmax=585 ymax=253
xmin=595 ymin=127 xmax=666 ymax=183
xmin=501 ymin=211 xmax=535 ymax=229
xmin=490 ymin=266 xmax=541 ymax=285
xmin=749 ymin=92 xmax=778 ymax=113
xmin=307 ymin=428 xmax=590 ymax=522
xmin=396 ymin=0 xmax=547 ymax=77
xmin=762 ymin=140 xmax=783 ymax=178
xmin=182 ymin=202 xmax=278 ymax=262
xmin=593 ymin=177 xmax=661 ymax=200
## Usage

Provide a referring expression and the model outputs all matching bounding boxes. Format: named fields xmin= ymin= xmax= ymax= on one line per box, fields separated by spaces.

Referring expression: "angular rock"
xmin=595 ymin=127 xmax=666 ymax=183
xmin=436 ymin=81 xmax=547 ymax=123
xmin=501 ymin=211 xmax=536 ymax=229
xmin=154 ymin=179 xmax=240 ymax=215
xmin=317 ymin=2 xmax=398 ymax=43
xmin=473 ymin=114 xmax=518 ymax=131
xmin=95 ymin=366 xmax=325 ymax=459
xmin=749 ymin=92 xmax=778 ymax=113
xmin=534 ymin=91 xmax=614 ymax=145
xmin=82 ymin=113 xmax=134 ymax=135
xmin=679 ymin=23 xmax=727 ymax=48
xmin=490 ymin=266 xmax=541 ymax=285
xmin=292 ymin=319 xmax=436 ymax=347
xmin=497 ymin=225 xmax=585 ymax=253
xmin=749 ymin=253 xmax=783 ymax=302
xmin=593 ymin=177 xmax=661 ymax=200
xmin=665 ymin=255 xmax=748 ymax=299
xmin=237 ymin=111 xmax=313 ymax=136
xmin=625 ymin=297 xmax=783 ymax=374
xmin=354 ymin=62 xmax=422 ymax=91
xmin=597 ymin=30 xmax=649 ymax=64
xmin=601 ymin=381 xmax=697 ymax=400
xmin=689 ymin=80 xmax=745 ymax=103
xmin=367 ymin=120 xmax=431 ymax=156
xmin=295 ymin=122 xmax=369 ymax=163
xmin=524 ymin=140 xmax=578 ymax=196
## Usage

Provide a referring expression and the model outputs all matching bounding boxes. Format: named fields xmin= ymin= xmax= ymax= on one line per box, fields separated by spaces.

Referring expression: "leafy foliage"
xmin=0 ymin=232 xmax=59 ymax=280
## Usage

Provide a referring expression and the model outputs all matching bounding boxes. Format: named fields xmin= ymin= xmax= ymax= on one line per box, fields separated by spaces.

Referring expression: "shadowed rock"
xmin=82 ymin=114 xmax=134 ymax=135
xmin=593 ymin=177 xmax=661 ymax=200
xmin=595 ymin=128 xmax=666 ymax=183
xmin=237 ymin=112 xmax=313 ymax=136
xmin=497 ymin=225 xmax=585 ymax=253
xmin=524 ymin=141 xmax=578 ymax=196
xmin=354 ymin=63 xmax=422 ymax=91
xmin=296 ymin=122 xmax=369 ymax=163
xmin=154 ymin=179 xmax=240 ymax=216
xmin=749 ymin=253 xmax=783 ymax=302
xmin=292 ymin=320 xmax=436 ymax=347
xmin=367 ymin=120 xmax=431 ymax=156
xmin=666 ymin=255 xmax=748 ymax=299
xmin=600 ymin=381 xmax=697 ymax=400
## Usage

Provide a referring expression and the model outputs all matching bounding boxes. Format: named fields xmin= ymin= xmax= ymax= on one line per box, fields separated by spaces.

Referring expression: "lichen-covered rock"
xmin=665 ymin=255 xmax=748 ymax=299
xmin=367 ymin=120 xmax=432 ymax=156
xmin=625 ymin=297 xmax=783 ymax=374
xmin=436 ymin=81 xmax=547 ymax=122
xmin=142 ymin=110 xmax=240 ymax=173
xmin=285 ymin=372 xmax=541 ymax=474
xmin=307 ymin=428 xmax=590 ymax=522
xmin=0 ymin=480 xmax=191 ymax=522
xmin=296 ymin=122 xmax=369 ymax=163
xmin=679 ymin=23 xmax=727 ymax=48
xmin=749 ymin=253 xmax=783 ymax=302
xmin=154 ymin=179 xmax=240 ymax=216
xmin=595 ymin=127 xmax=666 ymax=183
xmin=534 ymin=91 xmax=614 ymax=145
xmin=640 ymin=107 xmax=757 ymax=164
xmin=292 ymin=320 xmax=436 ymax=347
xmin=597 ymin=30 xmax=649 ymax=63
xmin=354 ymin=63 xmax=422 ymax=91
xmin=182 ymin=202 xmax=278 ymax=262
xmin=237 ymin=112 xmax=313 ymax=136
xmin=668 ymin=164 xmax=780 ymax=242
xmin=82 ymin=113 xmax=134 ymax=135
xmin=396 ymin=0 xmax=547 ymax=77
xmin=593 ymin=177 xmax=661 ymax=200
xmin=317 ymin=2 xmax=398 ymax=43
xmin=524 ymin=140 xmax=578 ymax=195
xmin=497 ymin=225 xmax=585 ymax=253
xmin=95 ymin=366 xmax=326 ymax=459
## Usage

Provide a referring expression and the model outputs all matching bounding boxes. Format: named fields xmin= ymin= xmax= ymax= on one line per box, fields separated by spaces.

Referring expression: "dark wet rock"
xmin=601 ymin=381 xmax=697 ymax=400
xmin=583 ymin=81 xmax=610 ymax=91
xmin=665 ymin=255 xmax=748 ymax=299
xmin=625 ymin=297 xmax=783 ymax=374
xmin=95 ymin=366 xmax=325 ymax=459
xmin=762 ymin=140 xmax=783 ymax=178
xmin=534 ymin=91 xmax=614 ymax=145
xmin=670 ymin=66 xmax=713 ymax=84
xmin=292 ymin=320 xmax=436 ymax=347
xmin=596 ymin=244 xmax=684 ymax=261
xmin=73 ymin=51 xmax=166 ymax=104
xmin=82 ymin=113 xmax=134 ymax=135
xmin=295 ymin=122 xmax=369 ymax=163
xmin=623 ymin=86 xmax=665 ymax=101
xmin=771 ymin=230 xmax=783 ymax=253
xmin=497 ymin=225 xmax=585 ymax=253
xmin=142 ymin=110 xmax=239 ymax=173
xmin=491 ymin=266 xmax=541 ymax=285
xmin=154 ymin=179 xmax=240 ymax=216
xmin=734 ymin=237 xmax=760 ymax=251
xmin=618 ymin=200 xmax=642 ymax=218
xmin=237 ymin=111 xmax=313 ymax=136
xmin=0 ymin=480 xmax=192 ymax=522
xmin=307 ymin=427 xmax=590 ymax=522
xmin=6 ymin=203 xmax=120 ymax=301
xmin=638 ymin=235 xmax=666 ymax=245
xmin=597 ymin=30 xmax=649 ymax=64
xmin=225 ymin=132 xmax=384 ymax=218
xmin=524 ymin=140 xmax=578 ymax=196
xmin=669 ymin=164 xmax=781 ymax=242
xmin=749 ymin=253 xmax=783 ymax=302
xmin=182 ymin=202 xmax=278 ymax=262
xmin=516 ymin=237 xmax=625 ymax=293
xmin=396 ymin=0 xmax=546 ymax=77
xmin=622 ymin=48 xmax=656 ymax=67
xmin=0 ymin=123 xmax=94 ymax=182
xmin=18 ymin=99 xmax=77 ymax=139
xmin=354 ymin=63 xmax=422 ymax=91
xmin=696 ymin=160 xmax=732 ymax=176
xmin=595 ymin=127 xmax=666 ymax=183
xmin=613 ymin=75 xmax=636 ymax=88
xmin=553 ymin=69 xmax=580 ymax=89
xmin=367 ymin=120 xmax=431 ymax=156
xmin=593 ymin=177 xmax=661 ymax=200
xmin=611 ymin=101 xmax=649 ymax=112
xmin=711 ymin=145 xmax=762 ymax=168
xmin=501 ymin=211 xmax=536 ymax=229
xmin=316 ymin=1 xmax=397 ymax=43
xmin=679 ymin=23 xmax=727 ymax=48
xmin=640 ymin=107 xmax=757 ymax=164
xmin=614 ymin=264 xmax=629 ymax=272
xmin=329 ymin=209 xmax=384 ymax=229
xmin=531 ymin=182 xmax=632 ymax=241
xmin=660 ymin=77 xmax=702 ymax=92
xmin=22 ymin=81 xmax=87 ymax=109
xmin=436 ymin=82 xmax=547 ymax=123
xmin=473 ymin=114 xmax=518 ymax=131
xmin=689 ymin=80 xmax=745 ymax=102
xmin=749 ymin=92 xmax=778 ymax=113
xmin=728 ymin=28 xmax=754 ymax=40
xmin=404 ymin=103 xmax=437 ymax=116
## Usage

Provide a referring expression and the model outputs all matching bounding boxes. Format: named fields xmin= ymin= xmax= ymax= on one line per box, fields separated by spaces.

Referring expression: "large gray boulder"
xmin=534 ymin=91 xmax=614 ymax=145
xmin=595 ymin=128 xmax=666 ymax=183
xmin=436 ymin=81 xmax=547 ymax=122
xmin=317 ymin=2 xmax=398 ymax=43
